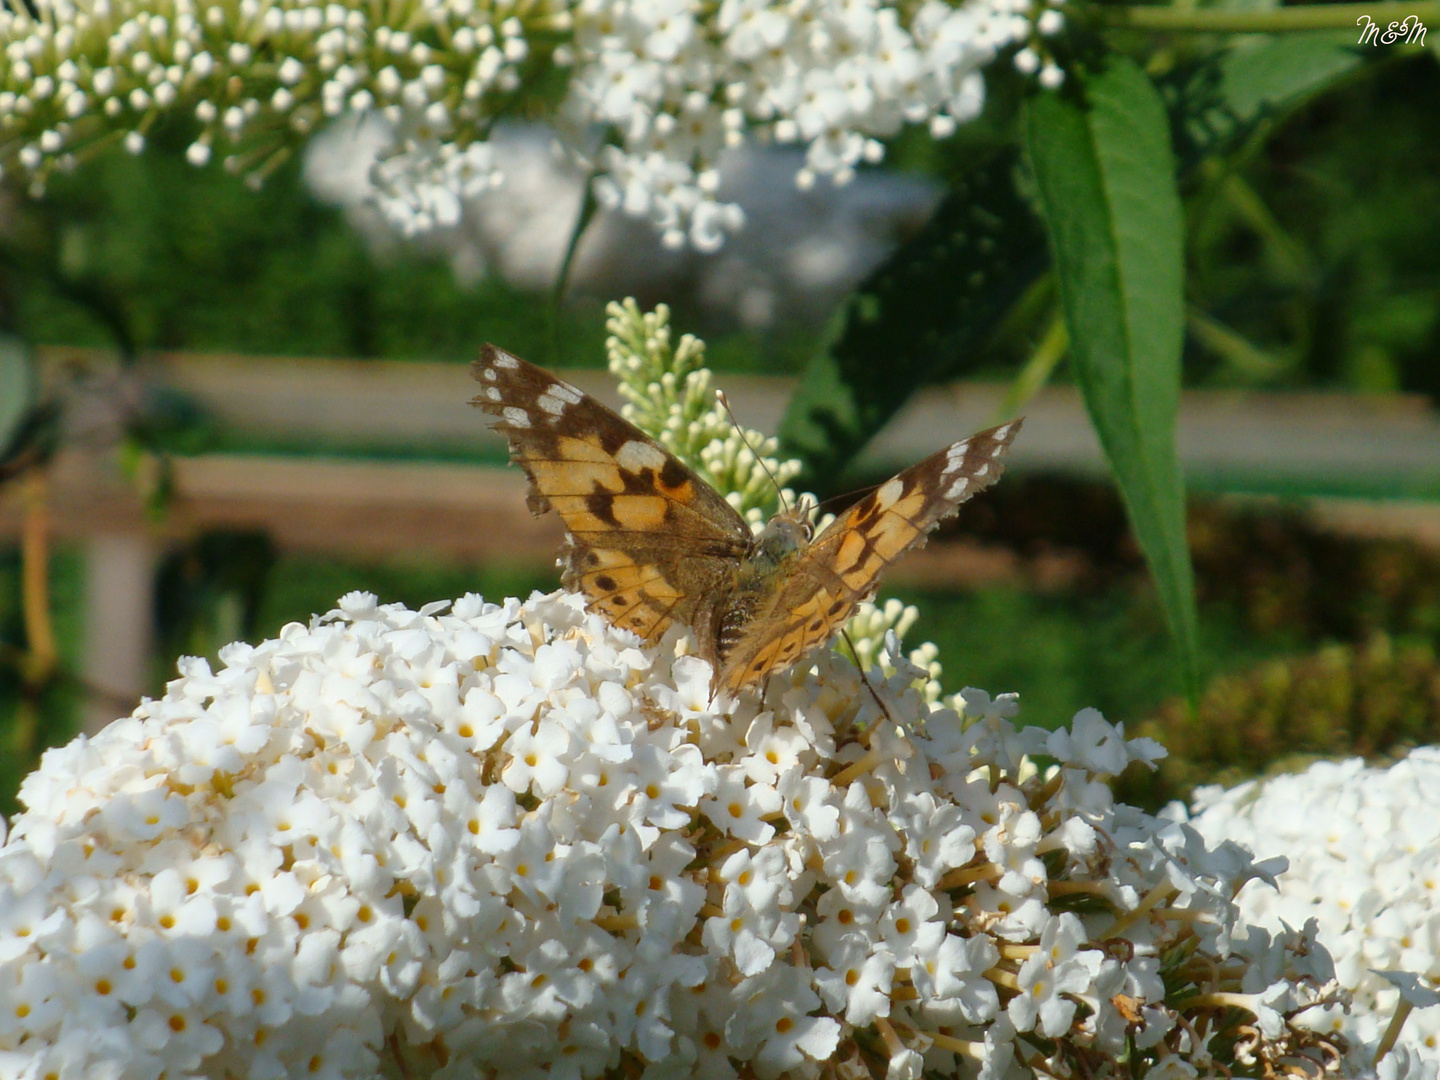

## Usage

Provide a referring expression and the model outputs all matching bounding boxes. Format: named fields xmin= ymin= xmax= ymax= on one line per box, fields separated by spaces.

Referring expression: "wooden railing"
xmin=5 ymin=346 xmax=1440 ymax=731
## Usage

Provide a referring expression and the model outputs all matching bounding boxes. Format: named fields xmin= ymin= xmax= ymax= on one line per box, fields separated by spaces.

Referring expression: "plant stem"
xmin=547 ymin=164 xmax=600 ymax=364
xmin=1100 ymin=880 xmax=1178 ymax=940
xmin=991 ymin=312 xmax=1067 ymax=427
xmin=20 ymin=471 xmax=57 ymax=680
xmin=1374 ymin=999 xmax=1414 ymax=1065
xmin=1095 ymin=0 xmax=1437 ymax=33
xmin=15 ymin=470 xmax=57 ymax=758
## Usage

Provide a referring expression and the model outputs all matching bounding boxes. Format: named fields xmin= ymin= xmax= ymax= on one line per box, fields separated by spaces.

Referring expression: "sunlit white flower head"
xmin=0 ymin=585 xmax=1349 ymax=1079
xmin=1189 ymin=750 xmax=1440 ymax=1078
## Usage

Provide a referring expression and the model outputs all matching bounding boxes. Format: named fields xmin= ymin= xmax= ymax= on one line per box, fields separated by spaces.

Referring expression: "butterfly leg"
xmin=839 ymin=628 xmax=900 ymax=730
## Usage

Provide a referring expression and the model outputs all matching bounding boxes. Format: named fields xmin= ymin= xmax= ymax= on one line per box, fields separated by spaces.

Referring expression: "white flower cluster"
xmin=1189 ymin=750 xmax=1440 ymax=1080
xmin=570 ymin=0 xmax=1065 ymax=249
xmin=0 ymin=588 xmax=1347 ymax=1080
xmin=0 ymin=0 xmax=1065 ymax=247
xmin=0 ymin=0 xmax=551 ymax=225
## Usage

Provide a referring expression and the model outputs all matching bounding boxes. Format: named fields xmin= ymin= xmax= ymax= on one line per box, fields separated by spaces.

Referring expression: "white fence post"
xmin=82 ymin=533 xmax=158 ymax=735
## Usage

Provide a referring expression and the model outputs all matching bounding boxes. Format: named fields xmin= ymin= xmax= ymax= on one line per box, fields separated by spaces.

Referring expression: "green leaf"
xmin=780 ymin=37 xmax=1365 ymax=495
xmin=0 ymin=335 xmax=36 ymax=464
xmin=1164 ymin=33 xmax=1366 ymax=167
xmin=777 ymin=149 xmax=1049 ymax=489
xmin=1025 ymin=57 xmax=1201 ymax=702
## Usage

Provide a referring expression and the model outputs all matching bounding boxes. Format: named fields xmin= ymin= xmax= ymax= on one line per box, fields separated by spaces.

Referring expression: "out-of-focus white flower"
xmin=1189 ymin=750 xmax=1440 ymax=1078
xmin=0 ymin=0 xmax=1065 ymax=248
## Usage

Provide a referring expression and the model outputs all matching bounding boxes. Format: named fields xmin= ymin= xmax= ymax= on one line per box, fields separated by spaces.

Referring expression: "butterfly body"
xmin=471 ymin=345 xmax=1021 ymax=696
xmin=713 ymin=508 xmax=812 ymax=664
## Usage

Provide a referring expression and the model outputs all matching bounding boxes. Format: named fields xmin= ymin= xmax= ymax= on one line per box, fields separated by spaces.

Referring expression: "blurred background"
xmin=1 ymin=52 xmax=1438 ymax=816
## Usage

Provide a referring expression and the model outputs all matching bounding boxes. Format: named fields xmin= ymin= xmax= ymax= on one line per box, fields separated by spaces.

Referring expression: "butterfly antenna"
xmin=716 ymin=390 xmax=792 ymax=515
xmin=814 ymin=483 xmax=880 ymax=518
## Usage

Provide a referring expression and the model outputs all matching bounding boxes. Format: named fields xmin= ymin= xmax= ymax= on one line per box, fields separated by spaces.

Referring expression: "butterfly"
xmin=471 ymin=345 xmax=1021 ymax=696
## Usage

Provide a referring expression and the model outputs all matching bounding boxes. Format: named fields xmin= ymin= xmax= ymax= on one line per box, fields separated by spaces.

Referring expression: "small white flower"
xmin=729 ymin=966 xmax=842 ymax=1077
xmin=879 ymin=883 xmax=947 ymax=967
xmin=814 ymin=936 xmax=894 ymax=1024
xmin=701 ymin=765 xmax=781 ymax=845
xmin=501 ymin=716 xmax=573 ymax=795
xmin=1008 ymin=914 xmax=1104 ymax=1037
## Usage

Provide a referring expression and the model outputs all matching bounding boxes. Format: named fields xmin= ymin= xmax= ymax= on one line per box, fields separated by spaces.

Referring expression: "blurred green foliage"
xmin=0 ymin=54 xmax=1435 ymax=392
xmin=1 ymin=119 xmax=815 ymax=373
xmin=4 ymin=121 xmax=608 ymax=367
xmin=1186 ymin=57 xmax=1440 ymax=397
xmin=1119 ymin=635 xmax=1440 ymax=809
xmin=0 ymin=548 xmax=85 ymax=813
xmin=903 ymin=477 xmax=1440 ymax=730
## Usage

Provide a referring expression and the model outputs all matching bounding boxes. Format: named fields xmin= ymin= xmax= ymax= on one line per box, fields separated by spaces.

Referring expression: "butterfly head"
xmin=749 ymin=499 xmax=814 ymax=569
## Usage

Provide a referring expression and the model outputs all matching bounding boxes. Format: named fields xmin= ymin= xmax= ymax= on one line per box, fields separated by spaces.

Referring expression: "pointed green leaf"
xmin=780 ymin=38 xmax=1363 ymax=495
xmin=1025 ymin=57 xmax=1200 ymax=701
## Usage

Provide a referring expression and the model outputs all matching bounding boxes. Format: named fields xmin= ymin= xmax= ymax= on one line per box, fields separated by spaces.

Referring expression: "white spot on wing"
xmin=483 ymin=386 xmax=502 ymax=401
xmin=873 ymin=477 xmax=905 ymax=510
xmin=503 ymin=407 xmax=530 ymax=428
xmin=615 ymin=440 xmax=668 ymax=472
xmin=483 ymin=368 xmax=498 ymax=381
xmin=973 ymin=462 xmax=990 ymax=478
xmin=549 ymin=382 xmax=584 ymax=405
xmin=537 ymin=393 xmax=568 ymax=416
xmin=946 ymin=477 xmax=970 ymax=499
xmin=946 ymin=439 xmax=970 ymax=466
xmin=492 ymin=351 xmax=520 ymax=369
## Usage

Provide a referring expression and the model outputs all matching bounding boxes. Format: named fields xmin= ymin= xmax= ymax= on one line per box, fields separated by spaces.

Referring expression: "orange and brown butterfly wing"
xmin=471 ymin=345 xmax=750 ymax=645
xmin=715 ymin=420 xmax=1023 ymax=694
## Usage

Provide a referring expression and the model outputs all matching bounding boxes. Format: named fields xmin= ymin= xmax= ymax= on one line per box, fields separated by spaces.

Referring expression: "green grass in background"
xmin=896 ymin=585 xmax=1306 ymax=732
